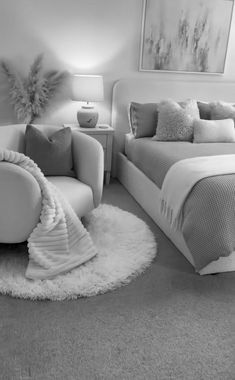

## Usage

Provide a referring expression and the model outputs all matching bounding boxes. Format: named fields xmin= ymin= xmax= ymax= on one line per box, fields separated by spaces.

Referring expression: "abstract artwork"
xmin=140 ymin=0 xmax=234 ymax=73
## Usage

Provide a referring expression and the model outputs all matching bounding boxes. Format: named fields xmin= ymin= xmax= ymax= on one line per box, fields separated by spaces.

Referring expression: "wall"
xmin=0 ymin=0 xmax=235 ymax=126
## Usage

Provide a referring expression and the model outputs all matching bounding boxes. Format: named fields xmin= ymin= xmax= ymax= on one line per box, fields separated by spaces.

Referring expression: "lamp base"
xmin=77 ymin=106 xmax=98 ymax=128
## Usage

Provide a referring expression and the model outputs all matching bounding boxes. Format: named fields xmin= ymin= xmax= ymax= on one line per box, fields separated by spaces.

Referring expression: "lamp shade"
xmin=71 ymin=74 xmax=104 ymax=102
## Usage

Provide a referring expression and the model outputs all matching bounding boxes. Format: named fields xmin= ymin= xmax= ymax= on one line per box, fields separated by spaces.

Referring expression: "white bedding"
xmin=112 ymin=77 xmax=235 ymax=274
xmin=124 ymin=135 xmax=235 ymax=270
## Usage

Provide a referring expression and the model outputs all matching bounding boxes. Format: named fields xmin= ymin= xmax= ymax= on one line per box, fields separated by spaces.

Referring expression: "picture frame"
xmin=139 ymin=0 xmax=234 ymax=74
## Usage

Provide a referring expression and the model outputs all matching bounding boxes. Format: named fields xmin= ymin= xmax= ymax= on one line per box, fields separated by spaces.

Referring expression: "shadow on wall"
xmin=0 ymin=7 xmax=73 ymax=126
xmin=0 ymin=70 xmax=73 ymax=126
xmin=0 ymin=75 xmax=17 ymax=125
xmin=0 ymin=25 xmax=137 ymax=125
xmin=0 ymin=54 xmax=73 ymax=126
xmin=0 ymin=55 xmax=114 ymax=126
xmin=0 ymin=0 xmax=141 ymax=126
xmin=0 ymin=52 xmax=111 ymax=126
xmin=0 ymin=4 xmax=63 ymax=124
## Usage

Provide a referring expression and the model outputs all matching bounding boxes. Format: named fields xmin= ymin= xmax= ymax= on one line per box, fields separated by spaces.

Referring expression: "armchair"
xmin=0 ymin=124 xmax=104 ymax=243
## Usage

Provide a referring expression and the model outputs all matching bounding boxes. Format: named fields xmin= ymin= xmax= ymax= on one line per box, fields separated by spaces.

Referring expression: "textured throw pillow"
xmin=210 ymin=101 xmax=235 ymax=122
xmin=152 ymin=99 xmax=200 ymax=141
xmin=25 ymin=125 xmax=75 ymax=176
xmin=197 ymin=101 xmax=211 ymax=120
xmin=129 ymin=102 xmax=158 ymax=138
xmin=193 ymin=119 xmax=235 ymax=143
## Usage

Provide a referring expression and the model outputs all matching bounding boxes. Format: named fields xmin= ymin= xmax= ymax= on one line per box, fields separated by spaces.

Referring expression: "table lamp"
xmin=71 ymin=74 xmax=104 ymax=128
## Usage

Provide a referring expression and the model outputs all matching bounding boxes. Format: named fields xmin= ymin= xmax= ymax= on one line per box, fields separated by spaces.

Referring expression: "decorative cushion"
xmin=210 ymin=101 xmax=235 ymax=121
xmin=152 ymin=99 xmax=200 ymax=141
xmin=197 ymin=101 xmax=211 ymax=120
xmin=129 ymin=102 xmax=158 ymax=138
xmin=193 ymin=118 xmax=235 ymax=143
xmin=25 ymin=124 xmax=75 ymax=176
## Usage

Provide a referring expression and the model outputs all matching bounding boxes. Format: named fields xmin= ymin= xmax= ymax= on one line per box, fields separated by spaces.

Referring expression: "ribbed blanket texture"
xmin=160 ymin=154 xmax=235 ymax=230
xmin=0 ymin=149 xmax=97 ymax=280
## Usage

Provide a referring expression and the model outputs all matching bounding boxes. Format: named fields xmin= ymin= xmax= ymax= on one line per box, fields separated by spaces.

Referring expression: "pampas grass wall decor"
xmin=1 ymin=54 xmax=67 ymax=123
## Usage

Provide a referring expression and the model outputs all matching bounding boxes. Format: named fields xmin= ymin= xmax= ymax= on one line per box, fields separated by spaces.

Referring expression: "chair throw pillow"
xmin=152 ymin=99 xmax=200 ymax=141
xmin=210 ymin=101 xmax=235 ymax=122
xmin=129 ymin=102 xmax=158 ymax=138
xmin=193 ymin=119 xmax=235 ymax=143
xmin=25 ymin=124 xmax=75 ymax=176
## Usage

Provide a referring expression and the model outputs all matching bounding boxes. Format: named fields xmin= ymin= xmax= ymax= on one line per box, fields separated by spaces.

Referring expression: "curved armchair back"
xmin=0 ymin=124 xmax=61 ymax=153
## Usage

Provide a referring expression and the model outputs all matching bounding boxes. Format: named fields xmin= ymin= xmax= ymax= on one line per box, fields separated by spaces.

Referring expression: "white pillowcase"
xmin=193 ymin=118 xmax=235 ymax=143
xmin=210 ymin=101 xmax=235 ymax=121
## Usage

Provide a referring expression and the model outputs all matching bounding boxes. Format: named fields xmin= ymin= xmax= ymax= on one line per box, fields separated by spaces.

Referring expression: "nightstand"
xmin=64 ymin=124 xmax=114 ymax=185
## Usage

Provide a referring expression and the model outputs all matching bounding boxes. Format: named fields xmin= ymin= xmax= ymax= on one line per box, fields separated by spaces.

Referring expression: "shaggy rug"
xmin=0 ymin=204 xmax=157 ymax=300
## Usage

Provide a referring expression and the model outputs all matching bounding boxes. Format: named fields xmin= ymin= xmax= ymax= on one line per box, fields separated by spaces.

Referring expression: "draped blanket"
xmin=160 ymin=154 xmax=235 ymax=230
xmin=0 ymin=149 xmax=97 ymax=280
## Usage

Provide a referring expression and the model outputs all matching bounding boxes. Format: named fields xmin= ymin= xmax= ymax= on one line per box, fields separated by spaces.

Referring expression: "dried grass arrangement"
xmin=1 ymin=54 xmax=67 ymax=123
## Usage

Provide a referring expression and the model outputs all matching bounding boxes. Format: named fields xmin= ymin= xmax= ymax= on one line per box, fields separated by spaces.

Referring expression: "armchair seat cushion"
xmin=47 ymin=176 xmax=94 ymax=218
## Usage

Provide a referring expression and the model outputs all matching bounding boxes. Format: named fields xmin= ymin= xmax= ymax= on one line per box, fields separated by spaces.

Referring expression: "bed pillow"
xmin=25 ymin=124 xmax=75 ymax=176
xmin=210 ymin=101 xmax=235 ymax=122
xmin=193 ymin=118 xmax=235 ymax=143
xmin=152 ymin=99 xmax=200 ymax=141
xmin=129 ymin=102 xmax=158 ymax=138
xmin=197 ymin=101 xmax=211 ymax=120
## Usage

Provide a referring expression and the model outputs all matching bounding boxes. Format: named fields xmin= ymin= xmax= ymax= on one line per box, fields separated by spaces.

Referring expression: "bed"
xmin=111 ymin=77 xmax=235 ymax=275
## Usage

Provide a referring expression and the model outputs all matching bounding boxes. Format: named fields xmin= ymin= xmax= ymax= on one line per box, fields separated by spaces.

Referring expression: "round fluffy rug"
xmin=0 ymin=204 xmax=157 ymax=300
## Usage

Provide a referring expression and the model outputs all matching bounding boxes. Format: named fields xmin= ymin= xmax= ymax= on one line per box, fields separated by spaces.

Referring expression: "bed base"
xmin=117 ymin=152 xmax=235 ymax=275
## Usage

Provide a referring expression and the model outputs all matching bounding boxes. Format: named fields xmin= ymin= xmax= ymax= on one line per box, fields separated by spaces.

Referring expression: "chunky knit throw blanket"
xmin=0 ymin=149 xmax=97 ymax=280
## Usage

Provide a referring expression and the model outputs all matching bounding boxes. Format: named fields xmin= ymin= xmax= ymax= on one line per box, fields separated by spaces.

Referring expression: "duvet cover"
xmin=125 ymin=135 xmax=235 ymax=270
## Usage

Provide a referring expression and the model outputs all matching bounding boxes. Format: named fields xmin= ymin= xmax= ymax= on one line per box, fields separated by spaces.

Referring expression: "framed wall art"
xmin=139 ymin=0 xmax=234 ymax=74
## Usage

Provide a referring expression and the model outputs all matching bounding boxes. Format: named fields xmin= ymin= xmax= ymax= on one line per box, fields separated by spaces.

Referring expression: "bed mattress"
xmin=125 ymin=133 xmax=235 ymax=188
xmin=125 ymin=134 xmax=235 ymax=270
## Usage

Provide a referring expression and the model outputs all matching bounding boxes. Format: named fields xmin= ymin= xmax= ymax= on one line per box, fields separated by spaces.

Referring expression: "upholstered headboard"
xmin=111 ymin=77 xmax=235 ymax=175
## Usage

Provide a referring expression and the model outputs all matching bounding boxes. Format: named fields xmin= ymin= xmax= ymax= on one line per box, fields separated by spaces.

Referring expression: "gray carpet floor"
xmin=0 ymin=179 xmax=234 ymax=380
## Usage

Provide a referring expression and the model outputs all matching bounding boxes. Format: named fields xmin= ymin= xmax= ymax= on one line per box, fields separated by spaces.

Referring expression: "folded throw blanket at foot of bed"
xmin=160 ymin=154 xmax=235 ymax=230
xmin=160 ymin=154 xmax=235 ymax=270
xmin=0 ymin=149 xmax=97 ymax=280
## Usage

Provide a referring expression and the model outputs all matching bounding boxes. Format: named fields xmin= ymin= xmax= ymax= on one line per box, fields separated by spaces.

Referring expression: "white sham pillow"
xmin=193 ymin=118 xmax=235 ymax=143
xmin=210 ymin=101 xmax=235 ymax=121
